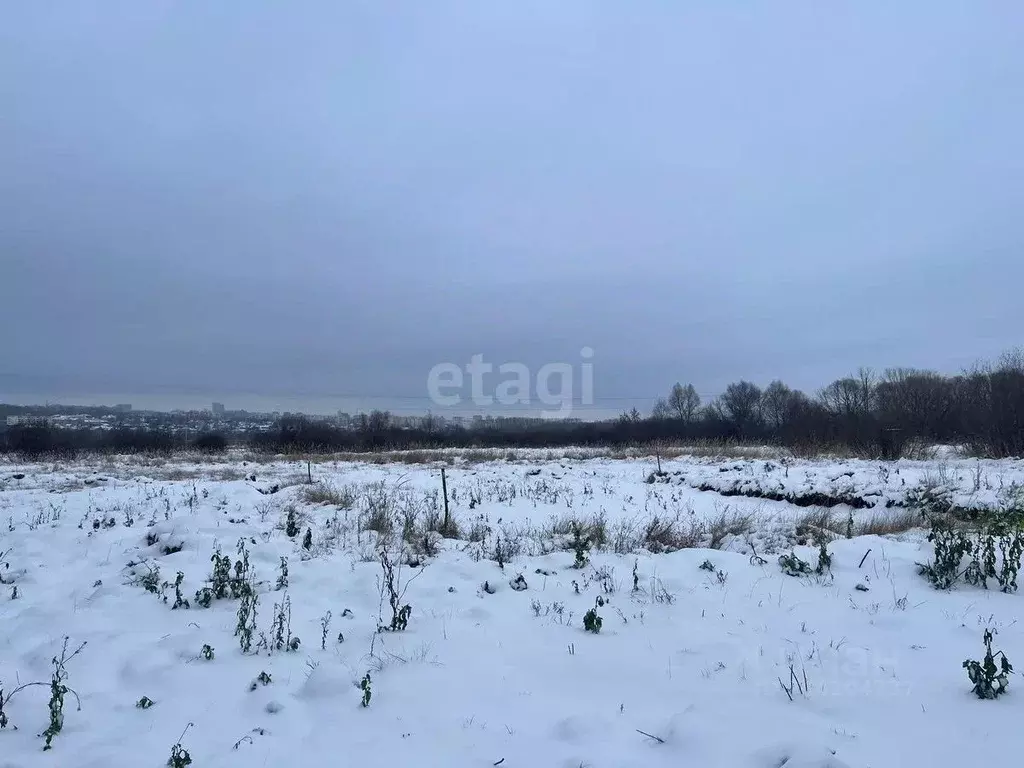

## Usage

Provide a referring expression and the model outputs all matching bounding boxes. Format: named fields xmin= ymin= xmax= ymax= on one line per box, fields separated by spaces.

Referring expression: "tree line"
xmin=644 ymin=353 xmax=1024 ymax=459
xmin=0 ymin=427 xmax=228 ymax=458
xmin=3 ymin=350 xmax=1023 ymax=459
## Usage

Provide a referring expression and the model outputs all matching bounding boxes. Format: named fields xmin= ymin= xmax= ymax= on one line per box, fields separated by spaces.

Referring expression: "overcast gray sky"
xmin=2 ymin=2 xmax=1022 ymax=416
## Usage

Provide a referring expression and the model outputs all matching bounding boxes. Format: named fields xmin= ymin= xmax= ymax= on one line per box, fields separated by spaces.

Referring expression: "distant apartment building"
xmin=390 ymin=414 xmax=427 ymax=429
xmin=5 ymin=415 xmax=48 ymax=427
xmin=212 ymin=402 xmax=226 ymax=417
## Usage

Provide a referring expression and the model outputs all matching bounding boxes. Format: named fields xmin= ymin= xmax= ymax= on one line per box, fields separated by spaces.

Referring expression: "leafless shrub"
xmin=586 ymin=511 xmax=609 ymax=550
xmin=642 ymin=514 xmax=704 ymax=553
xmin=794 ymin=507 xmax=844 ymax=545
xmin=318 ymin=509 xmax=352 ymax=552
xmin=609 ymin=515 xmax=645 ymax=554
xmin=900 ymin=440 xmax=940 ymax=461
xmin=435 ymin=513 xmax=460 ymax=540
xmin=545 ymin=514 xmax=575 ymax=538
xmin=707 ymin=506 xmax=755 ymax=550
xmin=856 ymin=508 xmax=921 ymax=536
xmin=254 ymin=500 xmax=277 ymax=524
xmin=461 ymin=449 xmax=503 ymax=464
xmin=360 ymin=483 xmax=396 ymax=539
xmin=466 ymin=514 xmax=490 ymax=543
xmin=400 ymin=505 xmax=418 ymax=545
xmin=491 ymin=522 xmax=526 ymax=566
xmin=418 ymin=495 xmax=460 ymax=540
xmin=302 ymin=482 xmax=356 ymax=508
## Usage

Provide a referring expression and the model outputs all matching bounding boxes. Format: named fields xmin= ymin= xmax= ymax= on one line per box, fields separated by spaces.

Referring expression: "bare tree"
xmin=651 ymin=398 xmax=672 ymax=420
xmin=876 ymin=368 xmax=953 ymax=438
xmin=998 ymin=348 xmax=1024 ymax=374
xmin=818 ymin=368 xmax=875 ymax=418
xmin=719 ymin=381 xmax=763 ymax=435
xmin=760 ymin=380 xmax=794 ymax=432
xmin=421 ymin=412 xmax=438 ymax=433
xmin=362 ymin=410 xmax=391 ymax=433
xmin=617 ymin=407 xmax=643 ymax=425
xmin=668 ymin=383 xmax=701 ymax=422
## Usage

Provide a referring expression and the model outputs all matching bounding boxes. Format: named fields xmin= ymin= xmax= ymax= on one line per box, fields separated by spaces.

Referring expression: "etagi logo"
xmin=427 ymin=348 xmax=595 ymax=418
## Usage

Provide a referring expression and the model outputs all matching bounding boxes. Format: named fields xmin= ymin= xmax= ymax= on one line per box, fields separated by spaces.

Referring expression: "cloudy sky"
xmin=2 ymin=2 xmax=1022 ymax=416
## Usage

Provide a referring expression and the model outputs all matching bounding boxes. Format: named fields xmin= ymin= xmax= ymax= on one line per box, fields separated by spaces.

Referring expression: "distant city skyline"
xmin=0 ymin=392 xmax=628 ymax=420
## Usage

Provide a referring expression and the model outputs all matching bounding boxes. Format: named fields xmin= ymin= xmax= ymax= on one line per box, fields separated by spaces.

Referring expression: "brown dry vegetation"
xmin=856 ymin=508 xmax=923 ymax=536
xmin=707 ymin=507 xmax=756 ymax=550
xmin=300 ymin=482 xmax=357 ymax=508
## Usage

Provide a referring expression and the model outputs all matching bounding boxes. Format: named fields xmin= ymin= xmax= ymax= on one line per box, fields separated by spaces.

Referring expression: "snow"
xmin=656 ymin=455 xmax=1022 ymax=512
xmin=1 ymin=453 xmax=1022 ymax=767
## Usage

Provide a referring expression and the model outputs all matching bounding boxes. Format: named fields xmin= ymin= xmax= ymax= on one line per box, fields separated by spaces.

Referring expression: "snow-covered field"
xmin=1 ymin=452 xmax=1022 ymax=767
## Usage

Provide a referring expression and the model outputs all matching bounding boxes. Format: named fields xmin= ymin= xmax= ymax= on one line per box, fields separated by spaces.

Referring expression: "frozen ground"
xmin=1 ymin=451 xmax=1022 ymax=767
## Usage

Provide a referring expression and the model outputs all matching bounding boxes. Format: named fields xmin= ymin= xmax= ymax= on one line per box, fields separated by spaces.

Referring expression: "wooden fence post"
xmin=441 ymin=467 xmax=450 ymax=533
